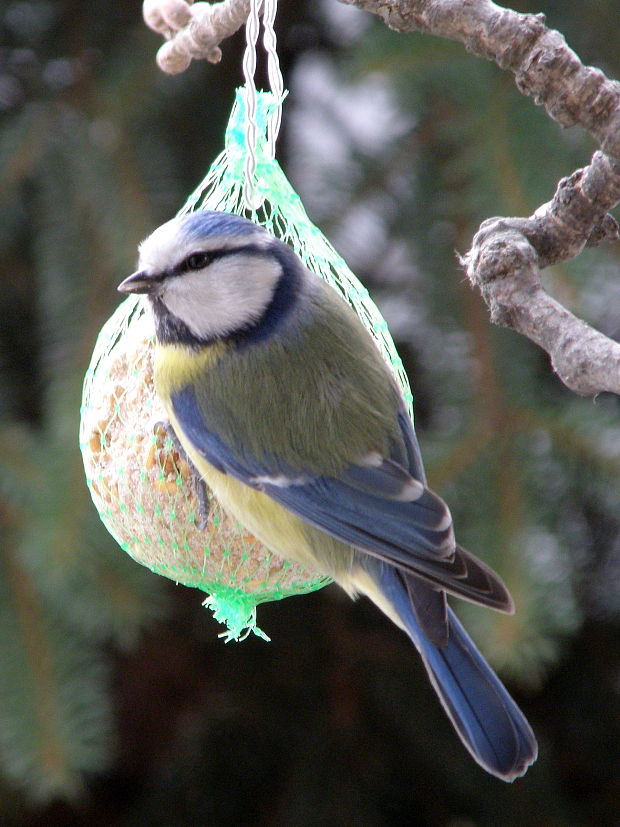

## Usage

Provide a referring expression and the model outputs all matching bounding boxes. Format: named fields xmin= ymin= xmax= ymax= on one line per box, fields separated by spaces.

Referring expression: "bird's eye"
xmin=185 ymin=252 xmax=212 ymax=271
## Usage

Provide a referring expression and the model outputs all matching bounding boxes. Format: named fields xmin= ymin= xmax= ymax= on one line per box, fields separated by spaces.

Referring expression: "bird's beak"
xmin=117 ymin=270 xmax=162 ymax=295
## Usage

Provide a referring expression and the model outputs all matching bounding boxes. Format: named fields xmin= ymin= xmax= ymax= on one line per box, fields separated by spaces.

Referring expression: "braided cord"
xmin=242 ymin=0 xmax=282 ymax=207
xmin=262 ymin=0 xmax=282 ymax=159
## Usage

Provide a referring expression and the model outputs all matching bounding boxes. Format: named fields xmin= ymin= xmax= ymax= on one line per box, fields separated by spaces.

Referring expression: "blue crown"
xmin=180 ymin=211 xmax=261 ymax=242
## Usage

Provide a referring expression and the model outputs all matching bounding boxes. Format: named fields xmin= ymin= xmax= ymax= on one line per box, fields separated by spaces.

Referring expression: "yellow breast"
xmin=169 ymin=410 xmax=324 ymax=574
xmin=153 ymin=341 xmax=355 ymax=581
xmin=154 ymin=341 xmax=229 ymax=397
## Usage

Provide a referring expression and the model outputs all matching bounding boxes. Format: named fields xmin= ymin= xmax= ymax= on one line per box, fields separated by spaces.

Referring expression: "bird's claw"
xmin=153 ymin=420 xmax=210 ymax=530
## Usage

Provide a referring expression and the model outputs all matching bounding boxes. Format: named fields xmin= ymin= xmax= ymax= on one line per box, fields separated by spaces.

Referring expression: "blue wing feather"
xmin=172 ymin=386 xmax=455 ymax=566
xmin=396 ymin=406 xmax=427 ymax=484
xmin=171 ymin=386 xmax=512 ymax=612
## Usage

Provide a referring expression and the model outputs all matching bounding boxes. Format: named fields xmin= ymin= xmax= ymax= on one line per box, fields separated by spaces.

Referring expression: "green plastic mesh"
xmin=180 ymin=89 xmax=414 ymax=417
xmin=79 ymin=88 xmax=413 ymax=642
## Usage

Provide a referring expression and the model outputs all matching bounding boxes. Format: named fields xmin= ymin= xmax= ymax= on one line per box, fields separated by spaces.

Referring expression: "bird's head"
xmin=118 ymin=211 xmax=293 ymax=345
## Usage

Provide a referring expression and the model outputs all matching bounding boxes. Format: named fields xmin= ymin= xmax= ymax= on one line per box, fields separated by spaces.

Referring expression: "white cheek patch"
xmin=162 ymin=253 xmax=282 ymax=340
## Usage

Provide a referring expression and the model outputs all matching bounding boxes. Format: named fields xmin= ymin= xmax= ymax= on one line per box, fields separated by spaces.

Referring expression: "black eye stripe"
xmin=171 ymin=243 xmax=269 ymax=277
xmin=170 ymin=250 xmax=221 ymax=276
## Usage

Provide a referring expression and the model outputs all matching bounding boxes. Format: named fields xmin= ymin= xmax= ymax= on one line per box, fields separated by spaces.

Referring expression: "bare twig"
xmin=143 ymin=0 xmax=251 ymax=74
xmin=340 ymin=0 xmax=620 ymax=395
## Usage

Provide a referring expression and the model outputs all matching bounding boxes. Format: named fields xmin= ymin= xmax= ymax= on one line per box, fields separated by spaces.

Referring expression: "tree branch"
xmin=340 ymin=0 xmax=620 ymax=395
xmin=143 ymin=0 xmax=250 ymax=74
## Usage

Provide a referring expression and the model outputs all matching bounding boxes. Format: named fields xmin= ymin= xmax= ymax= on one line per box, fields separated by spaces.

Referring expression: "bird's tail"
xmin=370 ymin=563 xmax=538 ymax=781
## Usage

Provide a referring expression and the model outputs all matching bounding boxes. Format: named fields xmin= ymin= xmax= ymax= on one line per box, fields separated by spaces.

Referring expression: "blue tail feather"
xmin=377 ymin=563 xmax=537 ymax=781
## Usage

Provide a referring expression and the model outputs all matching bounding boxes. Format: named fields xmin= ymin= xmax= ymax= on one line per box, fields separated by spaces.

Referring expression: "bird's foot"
xmin=153 ymin=420 xmax=210 ymax=530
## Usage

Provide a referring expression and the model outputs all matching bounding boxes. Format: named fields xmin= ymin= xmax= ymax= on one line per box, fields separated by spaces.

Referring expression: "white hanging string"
xmin=242 ymin=0 xmax=283 ymax=209
xmin=242 ymin=0 xmax=261 ymax=210
xmin=262 ymin=0 xmax=283 ymax=160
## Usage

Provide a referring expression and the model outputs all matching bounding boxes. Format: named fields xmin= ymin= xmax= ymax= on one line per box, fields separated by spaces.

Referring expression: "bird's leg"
xmin=153 ymin=420 xmax=210 ymax=530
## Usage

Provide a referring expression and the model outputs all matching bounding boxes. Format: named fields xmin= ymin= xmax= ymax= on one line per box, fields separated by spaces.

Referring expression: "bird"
xmin=118 ymin=210 xmax=537 ymax=780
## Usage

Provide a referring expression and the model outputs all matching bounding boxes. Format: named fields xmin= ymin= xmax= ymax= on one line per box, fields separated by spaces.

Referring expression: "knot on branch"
xmin=467 ymin=152 xmax=620 ymax=282
xmin=463 ymin=215 xmax=620 ymax=396
xmin=464 ymin=220 xmax=540 ymax=327
xmin=531 ymin=156 xmax=620 ymax=268
xmin=143 ymin=0 xmax=250 ymax=73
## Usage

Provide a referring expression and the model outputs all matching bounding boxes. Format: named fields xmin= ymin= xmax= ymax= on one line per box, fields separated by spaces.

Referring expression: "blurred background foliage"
xmin=0 ymin=0 xmax=619 ymax=823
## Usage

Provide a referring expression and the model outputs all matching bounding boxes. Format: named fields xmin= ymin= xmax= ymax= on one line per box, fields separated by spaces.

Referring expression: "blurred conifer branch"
xmin=340 ymin=0 xmax=620 ymax=395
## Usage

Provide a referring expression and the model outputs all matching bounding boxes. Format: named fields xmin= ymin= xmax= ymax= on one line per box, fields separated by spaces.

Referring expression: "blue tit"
xmin=118 ymin=210 xmax=537 ymax=780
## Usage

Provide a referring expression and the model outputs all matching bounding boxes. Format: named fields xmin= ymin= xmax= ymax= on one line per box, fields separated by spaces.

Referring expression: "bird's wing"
xmin=171 ymin=386 xmax=512 ymax=614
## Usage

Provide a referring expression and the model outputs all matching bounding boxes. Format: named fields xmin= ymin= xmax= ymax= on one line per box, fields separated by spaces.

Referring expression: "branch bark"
xmin=143 ymin=0 xmax=250 ymax=74
xmin=339 ymin=0 xmax=620 ymax=395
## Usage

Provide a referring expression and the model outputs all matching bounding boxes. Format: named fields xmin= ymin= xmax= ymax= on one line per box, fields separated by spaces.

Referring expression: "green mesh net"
xmin=79 ymin=88 xmax=413 ymax=642
xmin=180 ymin=89 xmax=413 ymax=417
